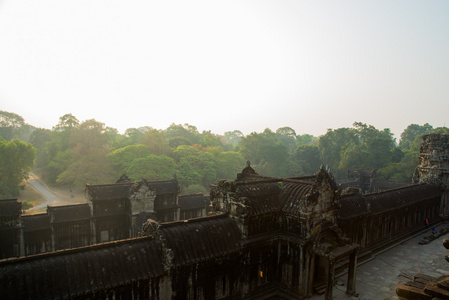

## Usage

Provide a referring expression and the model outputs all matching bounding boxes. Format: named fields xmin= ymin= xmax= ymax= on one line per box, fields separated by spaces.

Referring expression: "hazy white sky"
xmin=1 ymin=1 xmax=448 ymax=139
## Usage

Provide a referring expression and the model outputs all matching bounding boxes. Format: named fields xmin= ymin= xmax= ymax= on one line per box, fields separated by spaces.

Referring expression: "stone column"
xmin=324 ymin=258 xmax=335 ymax=300
xmin=19 ymin=226 xmax=25 ymax=257
xmin=50 ymin=225 xmax=56 ymax=252
xmin=299 ymin=246 xmax=305 ymax=297
xmin=346 ymin=250 xmax=358 ymax=296
xmin=307 ymin=253 xmax=316 ymax=297
xmin=91 ymin=217 xmax=97 ymax=244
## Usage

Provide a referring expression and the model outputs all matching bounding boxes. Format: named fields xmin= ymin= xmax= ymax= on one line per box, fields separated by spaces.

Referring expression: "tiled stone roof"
xmin=0 ymin=214 xmax=241 ymax=299
xmin=0 ymin=199 xmax=21 ymax=217
xmin=47 ymin=204 xmax=91 ymax=223
xmin=0 ymin=237 xmax=164 ymax=299
xmin=178 ymin=193 xmax=207 ymax=210
xmin=338 ymin=184 xmax=442 ymax=219
xmin=22 ymin=213 xmax=50 ymax=231
xmin=85 ymin=182 xmax=133 ymax=201
xmin=365 ymin=183 xmax=442 ymax=214
xmin=160 ymin=215 xmax=241 ymax=267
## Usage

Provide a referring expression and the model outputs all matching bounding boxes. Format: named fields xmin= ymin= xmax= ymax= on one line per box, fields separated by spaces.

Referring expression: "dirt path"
xmin=27 ymin=172 xmax=86 ymax=211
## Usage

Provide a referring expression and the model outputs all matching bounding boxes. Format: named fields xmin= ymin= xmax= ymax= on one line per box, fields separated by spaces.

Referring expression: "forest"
xmin=1 ymin=110 xmax=448 ymax=198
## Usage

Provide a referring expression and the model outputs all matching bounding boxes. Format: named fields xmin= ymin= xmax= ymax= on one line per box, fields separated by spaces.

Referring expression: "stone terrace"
xmin=311 ymin=223 xmax=449 ymax=300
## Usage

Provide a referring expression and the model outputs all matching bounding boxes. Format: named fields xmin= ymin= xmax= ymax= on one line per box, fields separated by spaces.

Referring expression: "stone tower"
xmin=413 ymin=134 xmax=449 ymax=216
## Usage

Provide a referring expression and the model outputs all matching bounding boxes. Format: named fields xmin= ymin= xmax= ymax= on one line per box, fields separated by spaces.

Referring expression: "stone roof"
xmin=85 ymin=182 xmax=133 ymax=201
xmin=0 ymin=237 xmax=164 ymax=299
xmin=178 ymin=193 xmax=207 ymax=210
xmin=365 ymin=183 xmax=442 ymax=214
xmin=160 ymin=215 xmax=241 ymax=267
xmin=280 ymin=180 xmax=313 ymax=215
xmin=146 ymin=179 xmax=179 ymax=195
xmin=338 ymin=193 xmax=369 ymax=219
xmin=234 ymin=182 xmax=282 ymax=216
xmin=22 ymin=213 xmax=50 ymax=232
xmin=0 ymin=199 xmax=21 ymax=217
xmin=338 ymin=184 xmax=442 ymax=219
xmin=0 ymin=214 xmax=241 ymax=299
xmin=86 ymin=178 xmax=179 ymax=202
xmin=47 ymin=204 xmax=91 ymax=223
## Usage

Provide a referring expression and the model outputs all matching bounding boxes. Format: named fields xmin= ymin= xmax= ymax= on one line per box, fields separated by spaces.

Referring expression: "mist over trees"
xmin=2 ymin=110 xmax=449 ymax=196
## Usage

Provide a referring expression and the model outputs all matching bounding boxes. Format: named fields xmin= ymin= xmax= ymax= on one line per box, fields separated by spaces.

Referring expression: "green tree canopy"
xmin=223 ymin=130 xmax=244 ymax=147
xmin=276 ymin=127 xmax=297 ymax=154
xmin=108 ymin=144 xmax=152 ymax=176
xmin=290 ymin=144 xmax=321 ymax=176
xmin=29 ymin=128 xmax=52 ymax=168
xmin=139 ymin=129 xmax=171 ymax=155
xmin=165 ymin=123 xmax=201 ymax=147
xmin=171 ymin=145 xmax=218 ymax=188
xmin=53 ymin=113 xmax=79 ymax=131
xmin=57 ymin=152 xmax=115 ymax=187
xmin=238 ymin=129 xmax=288 ymax=177
xmin=399 ymin=123 xmax=433 ymax=150
xmin=0 ymin=111 xmax=34 ymax=142
xmin=215 ymin=151 xmax=246 ymax=181
xmin=55 ymin=119 xmax=114 ymax=187
xmin=318 ymin=127 xmax=357 ymax=177
xmin=126 ymin=155 xmax=176 ymax=182
xmin=0 ymin=139 xmax=35 ymax=197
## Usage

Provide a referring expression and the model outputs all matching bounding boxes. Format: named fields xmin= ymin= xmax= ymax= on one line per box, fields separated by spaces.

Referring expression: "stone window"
xmin=215 ymin=276 xmax=229 ymax=297
xmin=100 ymin=230 xmax=109 ymax=242
xmin=258 ymin=264 xmax=268 ymax=286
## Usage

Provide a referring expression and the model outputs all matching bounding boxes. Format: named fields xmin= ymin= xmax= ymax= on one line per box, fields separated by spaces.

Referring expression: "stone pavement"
xmin=311 ymin=224 xmax=449 ymax=300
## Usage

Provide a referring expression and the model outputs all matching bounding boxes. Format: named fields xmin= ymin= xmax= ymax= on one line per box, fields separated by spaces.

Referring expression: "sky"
xmin=0 ymin=1 xmax=448 ymax=140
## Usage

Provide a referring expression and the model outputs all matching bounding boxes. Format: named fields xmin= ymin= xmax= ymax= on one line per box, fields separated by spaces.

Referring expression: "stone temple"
xmin=0 ymin=135 xmax=448 ymax=299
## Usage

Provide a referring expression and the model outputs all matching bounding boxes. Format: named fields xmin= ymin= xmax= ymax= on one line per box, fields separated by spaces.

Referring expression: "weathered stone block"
xmin=396 ymin=284 xmax=433 ymax=300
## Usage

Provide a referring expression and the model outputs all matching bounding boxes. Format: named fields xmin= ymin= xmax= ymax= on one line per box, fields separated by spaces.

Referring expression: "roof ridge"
xmin=364 ymin=183 xmax=428 ymax=196
xmin=159 ymin=214 xmax=227 ymax=227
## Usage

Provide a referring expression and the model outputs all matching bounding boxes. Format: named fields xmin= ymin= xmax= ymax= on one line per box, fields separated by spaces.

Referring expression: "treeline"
xmin=1 ymin=110 xmax=448 ymax=196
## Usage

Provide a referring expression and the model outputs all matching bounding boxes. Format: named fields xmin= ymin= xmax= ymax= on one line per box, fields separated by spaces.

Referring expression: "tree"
xmin=238 ymin=129 xmax=288 ymax=177
xmin=318 ymin=123 xmax=396 ymax=178
xmin=124 ymin=128 xmax=145 ymax=146
xmin=171 ymin=145 xmax=218 ymax=188
xmin=296 ymin=134 xmax=316 ymax=146
xmin=0 ymin=111 xmax=34 ymax=142
xmin=46 ymin=150 xmax=73 ymax=184
xmin=22 ymin=201 xmax=33 ymax=212
xmin=126 ymin=155 xmax=176 ymax=182
xmin=290 ymin=145 xmax=321 ymax=176
xmin=57 ymin=152 xmax=115 ymax=187
xmin=139 ymin=129 xmax=171 ymax=155
xmin=108 ymin=145 xmax=152 ymax=176
xmin=377 ymin=150 xmax=418 ymax=182
xmin=29 ymin=128 xmax=52 ymax=168
xmin=56 ymin=119 xmax=115 ymax=187
xmin=200 ymin=131 xmax=223 ymax=148
xmin=223 ymin=130 xmax=244 ymax=147
xmin=165 ymin=123 xmax=201 ymax=147
xmin=168 ymin=136 xmax=192 ymax=148
xmin=70 ymin=119 xmax=108 ymax=155
xmin=216 ymin=151 xmax=246 ymax=180
xmin=0 ymin=139 xmax=35 ymax=197
xmin=318 ymin=127 xmax=357 ymax=177
xmin=352 ymin=122 xmax=395 ymax=170
xmin=431 ymin=127 xmax=449 ymax=134
xmin=276 ymin=127 xmax=297 ymax=154
xmin=399 ymin=123 xmax=433 ymax=150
